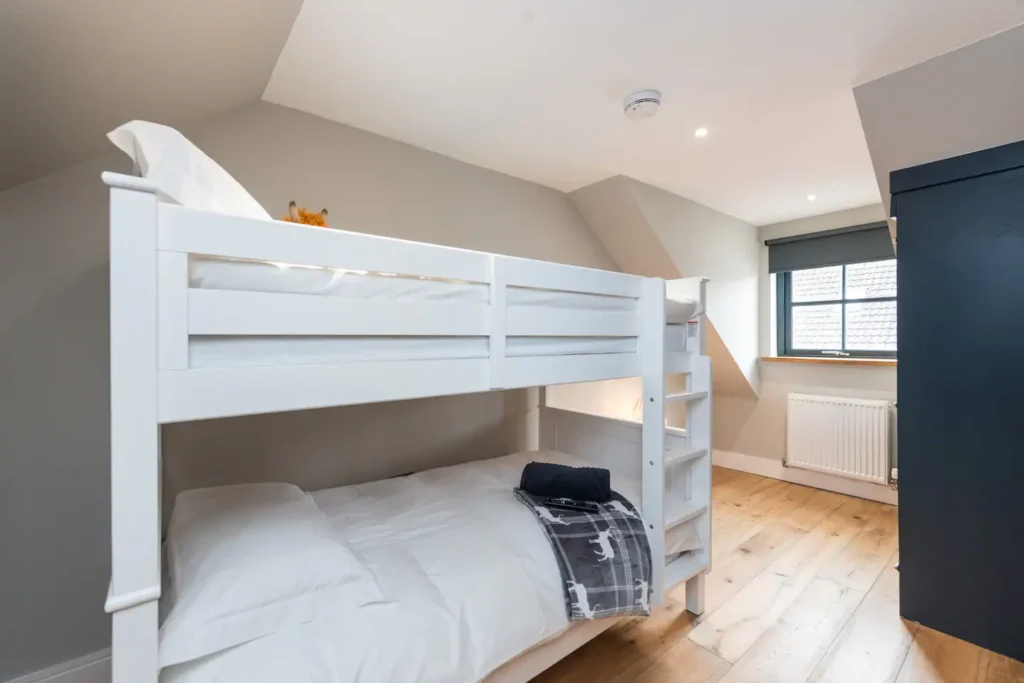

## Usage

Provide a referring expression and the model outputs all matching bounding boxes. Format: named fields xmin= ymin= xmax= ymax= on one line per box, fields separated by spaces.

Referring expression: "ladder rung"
xmin=665 ymin=391 xmax=708 ymax=403
xmin=665 ymin=447 xmax=708 ymax=467
xmin=664 ymin=551 xmax=706 ymax=589
xmin=665 ymin=501 xmax=708 ymax=531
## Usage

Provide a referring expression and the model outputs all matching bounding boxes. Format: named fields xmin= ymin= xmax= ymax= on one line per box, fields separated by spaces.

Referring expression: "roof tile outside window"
xmin=782 ymin=259 xmax=897 ymax=357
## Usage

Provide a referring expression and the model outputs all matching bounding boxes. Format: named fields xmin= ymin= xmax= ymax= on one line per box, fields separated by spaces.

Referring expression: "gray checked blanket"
xmin=514 ymin=489 xmax=652 ymax=620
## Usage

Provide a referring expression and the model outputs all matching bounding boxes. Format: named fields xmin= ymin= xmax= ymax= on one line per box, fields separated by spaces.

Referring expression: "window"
xmin=777 ymin=259 xmax=896 ymax=358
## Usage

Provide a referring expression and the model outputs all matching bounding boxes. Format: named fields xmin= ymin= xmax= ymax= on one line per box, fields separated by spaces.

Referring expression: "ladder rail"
xmin=684 ymin=355 xmax=712 ymax=615
xmin=639 ymin=278 xmax=667 ymax=605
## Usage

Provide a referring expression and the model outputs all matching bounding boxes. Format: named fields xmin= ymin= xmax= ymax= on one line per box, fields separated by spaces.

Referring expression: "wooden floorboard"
xmin=689 ymin=497 xmax=872 ymax=663
xmin=807 ymin=553 xmax=917 ymax=683
xmin=531 ymin=466 xmax=1021 ymax=683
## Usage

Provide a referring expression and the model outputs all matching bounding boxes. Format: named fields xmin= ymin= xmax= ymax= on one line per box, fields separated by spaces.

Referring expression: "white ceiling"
xmin=265 ymin=0 xmax=1024 ymax=225
xmin=0 ymin=0 xmax=302 ymax=191
xmin=855 ymin=23 xmax=1024 ymax=220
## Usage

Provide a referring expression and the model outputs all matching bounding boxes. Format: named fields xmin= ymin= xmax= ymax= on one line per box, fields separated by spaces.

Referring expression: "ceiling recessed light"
xmin=807 ymin=194 xmax=817 ymax=202
xmin=694 ymin=127 xmax=709 ymax=139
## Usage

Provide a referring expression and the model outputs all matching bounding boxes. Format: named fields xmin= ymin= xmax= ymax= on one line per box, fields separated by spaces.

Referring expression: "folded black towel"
xmin=519 ymin=462 xmax=611 ymax=503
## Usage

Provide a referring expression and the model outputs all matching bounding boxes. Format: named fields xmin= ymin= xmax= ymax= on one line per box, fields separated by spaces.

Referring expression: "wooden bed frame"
xmin=102 ymin=171 xmax=713 ymax=682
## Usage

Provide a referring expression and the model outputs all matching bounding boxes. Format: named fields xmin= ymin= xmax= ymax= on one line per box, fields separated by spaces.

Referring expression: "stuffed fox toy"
xmin=284 ymin=201 xmax=329 ymax=228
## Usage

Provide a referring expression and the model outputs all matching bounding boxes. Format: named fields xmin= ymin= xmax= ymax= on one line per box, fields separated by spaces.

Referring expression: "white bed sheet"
xmin=189 ymin=257 xmax=699 ymax=368
xmin=162 ymin=450 xmax=702 ymax=683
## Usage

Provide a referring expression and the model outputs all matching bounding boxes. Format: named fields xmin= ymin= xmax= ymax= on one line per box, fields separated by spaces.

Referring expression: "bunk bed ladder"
xmin=641 ymin=278 xmax=712 ymax=611
xmin=660 ymin=357 xmax=711 ymax=613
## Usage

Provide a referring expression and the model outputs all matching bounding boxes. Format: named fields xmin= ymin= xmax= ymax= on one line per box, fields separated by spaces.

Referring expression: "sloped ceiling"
xmin=0 ymin=0 xmax=303 ymax=191
xmin=4 ymin=0 xmax=1024 ymax=227
xmin=264 ymin=0 xmax=1024 ymax=226
xmin=855 ymin=24 xmax=1024 ymax=221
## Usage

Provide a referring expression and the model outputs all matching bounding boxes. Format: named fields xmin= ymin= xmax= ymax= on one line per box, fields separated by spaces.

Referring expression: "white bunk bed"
xmin=103 ymin=171 xmax=713 ymax=683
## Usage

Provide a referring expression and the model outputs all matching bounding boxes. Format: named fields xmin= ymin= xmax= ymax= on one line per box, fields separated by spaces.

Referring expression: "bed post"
xmin=488 ymin=255 xmax=507 ymax=389
xmin=685 ymin=283 xmax=711 ymax=615
xmin=525 ymin=386 xmax=547 ymax=451
xmin=103 ymin=173 xmax=161 ymax=683
xmin=695 ymin=278 xmax=708 ymax=356
xmin=640 ymin=278 xmax=667 ymax=605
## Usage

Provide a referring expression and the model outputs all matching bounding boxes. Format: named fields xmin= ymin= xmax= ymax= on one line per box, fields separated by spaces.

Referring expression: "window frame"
xmin=776 ymin=260 xmax=897 ymax=359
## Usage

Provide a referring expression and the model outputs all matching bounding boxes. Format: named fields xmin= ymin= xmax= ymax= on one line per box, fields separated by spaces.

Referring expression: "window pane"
xmin=846 ymin=301 xmax=897 ymax=351
xmin=791 ymin=266 xmax=842 ymax=302
xmin=845 ymin=259 xmax=897 ymax=299
xmin=792 ymin=304 xmax=842 ymax=350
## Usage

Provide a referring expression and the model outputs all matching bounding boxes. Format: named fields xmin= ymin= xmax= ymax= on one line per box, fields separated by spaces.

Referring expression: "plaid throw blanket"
xmin=514 ymin=489 xmax=652 ymax=621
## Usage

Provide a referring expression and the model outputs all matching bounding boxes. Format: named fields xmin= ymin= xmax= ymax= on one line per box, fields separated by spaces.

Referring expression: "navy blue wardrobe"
xmin=892 ymin=141 xmax=1024 ymax=662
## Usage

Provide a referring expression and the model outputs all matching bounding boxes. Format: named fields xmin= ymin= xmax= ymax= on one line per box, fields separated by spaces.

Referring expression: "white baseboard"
xmin=6 ymin=651 xmax=109 ymax=683
xmin=714 ymin=450 xmax=898 ymax=506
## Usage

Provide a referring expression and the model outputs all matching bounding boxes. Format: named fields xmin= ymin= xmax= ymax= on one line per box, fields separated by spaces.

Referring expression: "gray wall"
xmin=0 ymin=154 xmax=125 ymax=682
xmin=0 ymin=102 xmax=615 ymax=681
xmin=0 ymin=0 xmax=304 ymax=191
xmin=194 ymin=103 xmax=615 ymax=267
xmin=715 ymin=205 xmax=897 ymax=464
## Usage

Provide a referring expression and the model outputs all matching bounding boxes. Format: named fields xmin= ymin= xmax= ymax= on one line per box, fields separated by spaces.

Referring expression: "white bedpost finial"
xmin=102 ymin=171 xmax=161 ymax=195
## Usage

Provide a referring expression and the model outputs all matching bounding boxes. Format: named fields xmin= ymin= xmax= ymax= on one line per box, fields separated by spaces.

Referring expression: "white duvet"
xmin=162 ymin=451 xmax=701 ymax=683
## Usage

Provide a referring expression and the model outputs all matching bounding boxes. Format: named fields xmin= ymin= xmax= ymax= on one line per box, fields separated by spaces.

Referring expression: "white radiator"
xmin=786 ymin=393 xmax=891 ymax=485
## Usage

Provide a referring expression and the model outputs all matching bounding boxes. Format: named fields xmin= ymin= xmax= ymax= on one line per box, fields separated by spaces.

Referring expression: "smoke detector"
xmin=623 ymin=90 xmax=662 ymax=120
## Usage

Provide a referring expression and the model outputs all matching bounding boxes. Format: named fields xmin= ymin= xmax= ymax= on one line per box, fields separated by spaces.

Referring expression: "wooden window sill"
xmin=760 ymin=356 xmax=896 ymax=367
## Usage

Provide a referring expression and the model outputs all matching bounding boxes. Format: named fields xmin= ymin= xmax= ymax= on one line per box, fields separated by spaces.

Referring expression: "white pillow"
xmin=159 ymin=483 xmax=384 ymax=668
xmin=108 ymin=120 xmax=271 ymax=220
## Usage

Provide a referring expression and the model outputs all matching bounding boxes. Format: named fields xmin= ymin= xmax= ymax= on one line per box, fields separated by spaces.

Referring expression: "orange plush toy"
xmin=284 ymin=201 xmax=329 ymax=227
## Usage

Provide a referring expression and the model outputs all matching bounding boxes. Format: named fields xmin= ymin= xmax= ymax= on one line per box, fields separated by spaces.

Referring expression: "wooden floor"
xmin=533 ymin=467 xmax=1024 ymax=683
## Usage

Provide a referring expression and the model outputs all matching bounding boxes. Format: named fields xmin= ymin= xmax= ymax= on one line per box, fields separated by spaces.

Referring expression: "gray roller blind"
xmin=766 ymin=222 xmax=894 ymax=273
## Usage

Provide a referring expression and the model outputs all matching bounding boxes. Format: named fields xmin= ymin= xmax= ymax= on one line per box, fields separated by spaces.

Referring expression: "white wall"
xmin=628 ymin=180 xmax=761 ymax=397
xmin=716 ymin=204 xmax=897 ymax=463
xmin=0 ymin=101 xmax=617 ymax=682
xmin=550 ymin=175 xmax=762 ymax=428
xmin=716 ymin=362 xmax=897 ymax=461
xmin=568 ymin=176 xmax=679 ymax=280
xmin=855 ymin=23 xmax=1024 ymax=220
xmin=566 ymin=176 xmax=760 ymax=402
xmin=546 ymin=377 xmax=645 ymax=424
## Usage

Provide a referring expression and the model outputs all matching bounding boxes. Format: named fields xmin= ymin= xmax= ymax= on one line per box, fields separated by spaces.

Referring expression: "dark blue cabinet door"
xmin=897 ymin=166 xmax=1024 ymax=662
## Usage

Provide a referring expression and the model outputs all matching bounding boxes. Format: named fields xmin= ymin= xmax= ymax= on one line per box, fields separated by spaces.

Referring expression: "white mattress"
xmin=162 ymin=450 xmax=702 ymax=683
xmin=188 ymin=257 xmax=700 ymax=368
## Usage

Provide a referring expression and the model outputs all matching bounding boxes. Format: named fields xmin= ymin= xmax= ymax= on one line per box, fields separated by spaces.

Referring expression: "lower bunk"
xmin=159 ymin=450 xmax=707 ymax=683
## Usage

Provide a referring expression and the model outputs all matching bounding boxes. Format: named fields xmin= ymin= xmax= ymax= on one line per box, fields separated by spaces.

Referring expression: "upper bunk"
xmin=105 ymin=172 xmax=709 ymax=424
